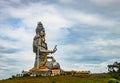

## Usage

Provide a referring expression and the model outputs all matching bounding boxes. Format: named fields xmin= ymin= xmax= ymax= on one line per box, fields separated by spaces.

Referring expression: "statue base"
xmin=28 ymin=56 xmax=62 ymax=76
xmin=29 ymin=66 xmax=49 ymax=72
xmin=28 ymin=66 xmax=53 ymax=76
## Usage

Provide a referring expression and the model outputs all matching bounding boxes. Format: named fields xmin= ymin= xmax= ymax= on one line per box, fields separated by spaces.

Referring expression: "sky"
xmin=0 ymin=0 xmax=120 ymax=79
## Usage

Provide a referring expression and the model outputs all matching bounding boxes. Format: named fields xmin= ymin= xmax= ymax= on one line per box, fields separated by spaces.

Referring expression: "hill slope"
xmin=0 ymin=75 xmax=110 ymax=83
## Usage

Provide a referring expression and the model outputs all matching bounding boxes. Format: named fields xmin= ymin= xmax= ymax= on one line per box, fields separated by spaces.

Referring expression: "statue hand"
xmin=52 ymin=45 xmax=57 ymax=54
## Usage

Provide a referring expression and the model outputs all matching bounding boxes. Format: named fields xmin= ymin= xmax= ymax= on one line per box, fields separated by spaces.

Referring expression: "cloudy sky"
xmin=0 ymin=0 xmax=120 ymax=79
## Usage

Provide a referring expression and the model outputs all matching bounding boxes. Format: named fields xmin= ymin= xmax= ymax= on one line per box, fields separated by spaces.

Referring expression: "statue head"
xmin=38 ymin=22 xmax=43 ymax=27
xmin=36 ymin=22 xmax=45 ymax=36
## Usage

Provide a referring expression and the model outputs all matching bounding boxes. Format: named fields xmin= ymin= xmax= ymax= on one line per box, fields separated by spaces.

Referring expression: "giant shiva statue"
xmin=33 ymin=22 xmax=57 ymax=69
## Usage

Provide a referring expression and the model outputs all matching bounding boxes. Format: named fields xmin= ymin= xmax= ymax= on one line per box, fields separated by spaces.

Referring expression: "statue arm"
xmin=39 ymin=45 xmax=57 ymax=54
xmin=39 ymin=50 xmax=53 ymax=53
xmin=36 ymin=36 xmax=57 ymax=54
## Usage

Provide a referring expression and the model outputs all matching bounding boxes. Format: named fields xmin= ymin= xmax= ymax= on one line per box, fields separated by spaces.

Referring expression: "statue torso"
xmin=33 ymin=35 xmax=47 ymax=53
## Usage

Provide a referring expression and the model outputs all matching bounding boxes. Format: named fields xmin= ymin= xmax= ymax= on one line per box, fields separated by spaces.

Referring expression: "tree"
xmin=108 ymin=62 xmax=120 ymax=80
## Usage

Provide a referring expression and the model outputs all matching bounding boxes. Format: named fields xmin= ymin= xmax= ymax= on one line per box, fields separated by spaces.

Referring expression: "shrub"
xmin=35 ymin=74 xmax=42 ymax=77
xmin=108 ymin=79 xmax=120 ymax=83
xmin=23 ymin=74 xmax=30 ymax=77
xmin=108 ymin=62 xmax=120 ymax=80
xmin=52 ymin=81 xmax=56 ymax=83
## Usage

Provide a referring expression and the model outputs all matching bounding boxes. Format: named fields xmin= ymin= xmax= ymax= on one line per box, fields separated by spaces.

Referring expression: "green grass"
xmin=0 ymin=74 xmax=113 ymax=83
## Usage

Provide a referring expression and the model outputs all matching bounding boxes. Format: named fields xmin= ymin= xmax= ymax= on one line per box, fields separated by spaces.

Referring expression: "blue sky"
xmin=0 ymin=0 xmax=120 ymax=79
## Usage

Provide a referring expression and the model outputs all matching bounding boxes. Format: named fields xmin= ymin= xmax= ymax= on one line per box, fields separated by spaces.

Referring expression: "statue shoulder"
xmin=33 ymin=35 xmax=40 ymax=40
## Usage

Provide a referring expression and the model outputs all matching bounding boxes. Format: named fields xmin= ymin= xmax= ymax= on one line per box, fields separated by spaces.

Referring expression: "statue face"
xmin=38 ymin=24 xmax=42 ymax=27
xmin=39 ymin=30 xmax=45 ymax=36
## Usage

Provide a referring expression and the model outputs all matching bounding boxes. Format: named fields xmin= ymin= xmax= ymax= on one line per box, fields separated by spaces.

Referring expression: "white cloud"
xmin=55 ymin=44 xmax=82 ymax=58
xmin=67 ymin=58 xmax=120 ymax=73
xmin=70 ymin=11 xmax=117 ymax=27
xmin=1 ymin=2 xmax=73 ymax=44
xmin=90 ymin=0 xmax=120 ymax=6
xmin=58 ymin=0 xmax=74 ymax=4
xmin=2 ymin=1 xmax=119 ymax=29
xmin=61 ymin=62 xmax=108 ymax=73
xmin=3 ymin=2 xmax=73 ymax=29
xmin=83 ymin=38 xmax=120 ymax=59
xmin=91 ymin=38 xmax=120 ymax=46
xmin=0 ymin=26 xmax=33 ymax=49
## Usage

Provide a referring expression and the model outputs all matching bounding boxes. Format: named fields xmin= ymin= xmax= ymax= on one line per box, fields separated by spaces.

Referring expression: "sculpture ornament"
xmin=33 ymin=22 xmax=57 ymax=69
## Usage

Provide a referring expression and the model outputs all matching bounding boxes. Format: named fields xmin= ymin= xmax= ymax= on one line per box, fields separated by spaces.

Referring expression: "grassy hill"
xmin=0 ymin=74 xmax=114 ymax=83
